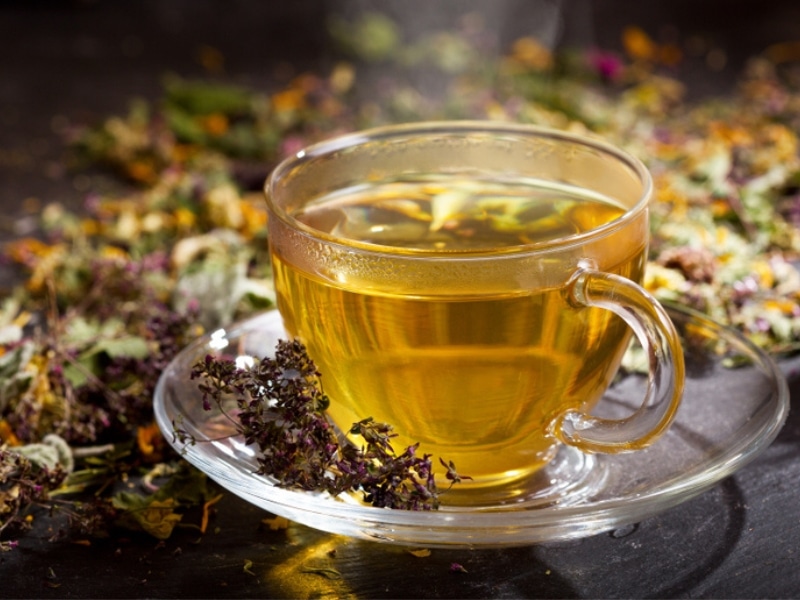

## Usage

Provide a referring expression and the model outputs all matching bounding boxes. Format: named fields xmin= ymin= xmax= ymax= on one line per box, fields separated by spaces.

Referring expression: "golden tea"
xmin=271 ymin=177 xmax=646 ymax=487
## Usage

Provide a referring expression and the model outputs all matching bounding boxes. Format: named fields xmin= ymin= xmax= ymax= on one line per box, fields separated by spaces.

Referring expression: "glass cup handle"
xmin=555 ymin=266 xmax=686 ymax=453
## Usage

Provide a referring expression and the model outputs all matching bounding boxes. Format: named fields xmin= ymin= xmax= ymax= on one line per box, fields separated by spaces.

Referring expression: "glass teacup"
xmin=264 ymin=121 xmax=684 ymax=504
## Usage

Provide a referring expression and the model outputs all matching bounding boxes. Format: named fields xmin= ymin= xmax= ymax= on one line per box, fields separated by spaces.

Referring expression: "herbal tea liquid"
xmin=271 ymin=178 xmax=646 ymax=487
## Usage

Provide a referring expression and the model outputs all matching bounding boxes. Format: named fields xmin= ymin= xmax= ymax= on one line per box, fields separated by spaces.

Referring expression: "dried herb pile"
xmin=3 ymin=14 xmax=800 ymax=549
xmin=184 ymin=342 xmax=467 ymax=511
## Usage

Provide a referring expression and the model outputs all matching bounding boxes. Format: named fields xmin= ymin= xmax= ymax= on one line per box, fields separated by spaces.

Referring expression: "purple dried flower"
xmin=587 ymin=49 xmax=624 ymax=81
xmin=186 ymin=340 xmax=467 ymax=510
xmin=755 ymin=317 xmax=771 ymax=333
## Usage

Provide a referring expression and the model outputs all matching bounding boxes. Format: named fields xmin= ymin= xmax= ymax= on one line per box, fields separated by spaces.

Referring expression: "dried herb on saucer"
xmin=181 ymin=340 xmax=469 ymax=510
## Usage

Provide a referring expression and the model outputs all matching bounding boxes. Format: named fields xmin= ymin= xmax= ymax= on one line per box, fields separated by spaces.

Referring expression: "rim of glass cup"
xmin=263 ymin=121 xmax=653 ymax=257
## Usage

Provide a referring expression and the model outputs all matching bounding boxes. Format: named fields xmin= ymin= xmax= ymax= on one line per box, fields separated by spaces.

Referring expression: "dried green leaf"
xmin=243 ymin=559 xmax=256 ymax=576
xmin=151 ymin=463 xmax=216 ymax=505
xmin=0 ymin=342 xmax=34 ymax=412
xmin=90 ymin=336 xmax=150 ymax=360
xmin=163 ymin=76 xmax=254 ymax=116
xmin=111 ymin=492 xmax=182 ymax=540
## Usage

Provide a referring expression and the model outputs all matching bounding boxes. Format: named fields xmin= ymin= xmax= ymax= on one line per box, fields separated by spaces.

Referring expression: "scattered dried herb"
xmin=181 ymin=341 xmax=465 ymax=510
xmin=3 ymin=12 xmax=800 ymax=549
xmin=300 ymin=562 xmax=343 ymax=580
xmin=243 ymin=558 xmax=256 ymax=576
xmin=450 ymin=562 xmax=469 ymax=574
xmin=0 ymin=447 xmax=65 ymax=551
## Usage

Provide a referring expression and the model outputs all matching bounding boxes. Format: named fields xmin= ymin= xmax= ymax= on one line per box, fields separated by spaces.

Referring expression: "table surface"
xmin=3 ymin=2 xmax=800 ymax=597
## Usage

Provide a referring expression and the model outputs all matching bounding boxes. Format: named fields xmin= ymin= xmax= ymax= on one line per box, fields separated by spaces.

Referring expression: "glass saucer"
xmin=153 ymin=305 xmax=789 ymax=548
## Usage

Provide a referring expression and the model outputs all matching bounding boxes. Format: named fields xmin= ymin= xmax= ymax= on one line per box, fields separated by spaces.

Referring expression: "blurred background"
xmin=3 ymin=0 xmax=800 ymax=222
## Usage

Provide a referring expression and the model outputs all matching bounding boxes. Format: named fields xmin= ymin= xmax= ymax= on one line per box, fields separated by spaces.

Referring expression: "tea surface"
xmin=294 ymin=178 xmax=626 ymax=250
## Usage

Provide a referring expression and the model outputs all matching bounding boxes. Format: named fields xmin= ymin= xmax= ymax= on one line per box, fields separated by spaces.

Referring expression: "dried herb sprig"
xmin=0 ymin=448 xmax=66 ymax=551
xmin=183 ymin=339 xmax=467 ymax=510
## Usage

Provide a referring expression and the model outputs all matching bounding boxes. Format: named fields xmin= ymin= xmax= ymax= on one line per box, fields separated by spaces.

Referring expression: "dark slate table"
xmin=3 ymin=2 xmax=800 ymax=597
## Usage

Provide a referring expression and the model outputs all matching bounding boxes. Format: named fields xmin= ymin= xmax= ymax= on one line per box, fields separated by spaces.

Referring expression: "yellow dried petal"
xmin=272 ymin=88 xmax=306 ymax=112
xmin=205 ymin=185 xmax=244 ymax=229
xmin=139 ymin=499 xmax=183 ymax=539
xmin=510 ymin=37 xmax=553 ymax=70
xmin=329 ymin=62 xmax=355 ymax=95
xmin=622 ymin=26 xmax=657 ymax=61
xmin=764 ymin=298 xmax=797 ymax=314
xmin=262 ymin=515 xmax=291 ymax=531
xmin=26 ymin=244 xmax=67 ymax=293
xmin=100 ymin=245 xmax=130 ymax=262
xmin=174 ymin=207 xmax=197 ymax=230
xmin=5 ymin=237 xmax=54 ymax=263
xmin=753 ymin=261 xmax=775 ymax=289
xmin=80 ymin=218 xmax=102 ymax=236
xmin=239 ymin=201 xmax=268 ymax=236
xmin=136 ymin=422 xmax=162 ymax=458
xmin=200 ymin=113 xmax=229 ymax=136
xmin=140 ymin=211 xmax=171 ymax=233
xmin=708 ymin=121 xmax=753 ymax=146
xmin=112 ymin=209 xmax=141 ymax=241
xmin=125 ymin=160 xmax=157 ymax=184
xmin=0 ymin=420 xmax=21 ymax=447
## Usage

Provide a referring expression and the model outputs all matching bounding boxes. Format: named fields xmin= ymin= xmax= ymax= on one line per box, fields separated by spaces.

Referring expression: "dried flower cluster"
xmin=183 ymin=341 xmax=462 ymax=510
